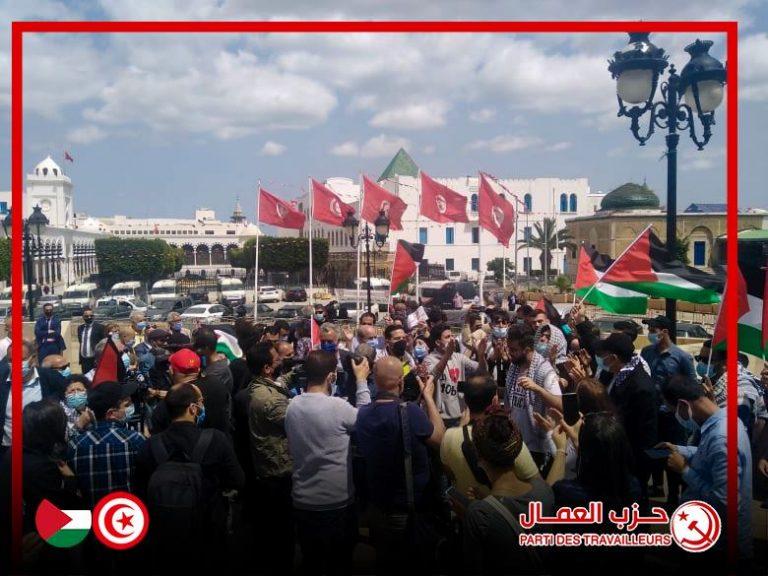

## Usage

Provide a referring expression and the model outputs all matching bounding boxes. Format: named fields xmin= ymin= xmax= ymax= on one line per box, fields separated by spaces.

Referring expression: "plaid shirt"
xmin=68 ymin=420 xmax=146 ymax=507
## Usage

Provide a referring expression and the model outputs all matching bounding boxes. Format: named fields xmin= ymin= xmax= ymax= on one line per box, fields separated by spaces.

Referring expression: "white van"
xmin=353 ymin=277 xmax=391 ymax=290
xmin=109 ymin=281 xmax=144 ymax=301
xmin=218 ymin=277 xmax=245 ymax=305
xmin=0 ymin=285 xmax=41 ymax=311
xmin=62 ymin=283 xmax=101 ymax=308
xmin=149 ymin=279 xmax=181 ymax=304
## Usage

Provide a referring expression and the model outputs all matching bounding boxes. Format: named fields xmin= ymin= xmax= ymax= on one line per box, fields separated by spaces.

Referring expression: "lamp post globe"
xmin=609 ymin=32 xmax=668 ymax=106
xmin=374 ymin=209 xmax=390 ymax=249
xmin=679 ymin=39 xmax=726 ymax=114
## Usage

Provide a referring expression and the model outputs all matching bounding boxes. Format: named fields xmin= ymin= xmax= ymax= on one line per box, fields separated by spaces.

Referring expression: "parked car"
xmin=245 ymin=303 xmax=276 ymax=319
xmin=676 ymin=322 xmax=711 ymax=339
xmin=275 ymin=304 xmax=308 ymax=320
xmin=57 ymin=303 xmax=87 ymax=319
xmin=145 ymin=297 xmax=193 ymax=322
xmin=93 ymin=303 xmax=133 ymax=320
xmin=37 ymin=294 xmax=62 ymax=309
xmin=338 ymin=301 xmax=380 ymax=322
xmin=180 ymin=303 xmax=230 ymax=321
xmin=592 ymin=316 xmax=643 ymax=336
xmin=258 ymin=286 xmax=284 ymax=303
xmin=284 ymin=287 xmax=308 ymax=302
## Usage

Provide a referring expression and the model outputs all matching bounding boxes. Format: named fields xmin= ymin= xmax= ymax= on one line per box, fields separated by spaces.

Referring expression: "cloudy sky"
xmin=1 ymin=0 xmax=767 ymax=220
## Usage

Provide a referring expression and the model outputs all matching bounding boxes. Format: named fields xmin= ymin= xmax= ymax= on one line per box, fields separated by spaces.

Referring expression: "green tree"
xmin=0 ymin=238 xmax=9 ymax=283
xmin=486 ymin=257 xmax=514 ymax=283
xmin=554 ymin=275 xmax=572 ymax=294
xmin=228 ymin=236 xmax=329 ymax=273
xmin=675 ymin=235 xmax=691 ymax=265
xmin=517 ymin=217 xmax=576 ymax=278
xmin=95 ymin=238 xmax=183 ymax=287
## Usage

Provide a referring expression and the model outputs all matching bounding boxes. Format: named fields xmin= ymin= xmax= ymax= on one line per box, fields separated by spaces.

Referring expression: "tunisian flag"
xmin=419 ymin=172 xmax=468 ymax=223
xmin=390 ymin=240 xmax=425 ymax=295
xmin=477 ymin=173 xmax=514 ymax=247
xmin=259 ymin=188 xmax=306 ymax=229
xmin=312 ymin=178 xmax=355 ymax=227
xmin=361 ymin=175 xmax=407 ymax=231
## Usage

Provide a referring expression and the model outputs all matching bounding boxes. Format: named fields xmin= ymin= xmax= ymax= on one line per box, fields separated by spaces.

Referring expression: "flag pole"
xmin=356 ymin=173 xmax=364 ymax=325
xmin=478 ymin=178 xmax=485 ymax=304
xmin=415 ymin=171 xmax=421 ymax=305
xmin=254 ymin=182 xmax=261 ymax=322
xmin=577 ymin=224 xmax=653 ymax=305
xmin=308 ymin=177 xmax=314 ymax=308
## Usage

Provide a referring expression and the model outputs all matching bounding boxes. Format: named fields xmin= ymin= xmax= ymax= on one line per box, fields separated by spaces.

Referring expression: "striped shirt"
xmin=68 ymin=420 xmax=146 ymax=507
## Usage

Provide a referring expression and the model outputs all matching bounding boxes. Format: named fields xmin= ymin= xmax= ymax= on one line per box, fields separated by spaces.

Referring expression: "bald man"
xmin=356 ymin=357 xmax=446 ymax=572
xmin=40 ymin=354 xmax=72 ymax=380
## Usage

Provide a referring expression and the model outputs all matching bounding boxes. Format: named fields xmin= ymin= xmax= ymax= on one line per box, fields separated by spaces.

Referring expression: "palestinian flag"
xmin=575 ymin=245 xmax=648 ymax=314
xmin=713 ymin=258 xmax=768 ymax=358
xmin=91 ymin=338 xmax=126 ymax=387
xmin=601 ymin=227 xmax=723 ymax=304
xmin=35 ymin=499 xmax=91 ymax=548
xmin=214 ymin=329 xmax=243 ymax=361
xmin=390 ymin=240 xmax=425 ymax=295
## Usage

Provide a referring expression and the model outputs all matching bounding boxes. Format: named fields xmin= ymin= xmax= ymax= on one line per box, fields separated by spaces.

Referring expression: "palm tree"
xmin=517 ymin=217 xmax=576 ymax=280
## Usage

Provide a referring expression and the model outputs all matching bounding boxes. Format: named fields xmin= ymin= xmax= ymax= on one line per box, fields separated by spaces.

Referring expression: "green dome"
xmin=600 ymin=182 xmax=660 ymax=211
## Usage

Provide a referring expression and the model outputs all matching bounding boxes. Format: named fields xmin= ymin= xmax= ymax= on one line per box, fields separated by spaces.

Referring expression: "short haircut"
xmin=517 ymin=304 xmax=535 ymax=317
xmin=274 ymin=319 xmax=290 ymax=332
xmin=320 ymin=323 xmax=339 ymax=339
xmin=384 ymin=324 xmax=405 ymax=340
xmin=193 ymin=327 xmax=218 ymax=351
xmin=464 ymin=373 xmax=497 ymax=413
xmin=465 ymin=312 xmax=480 ymax=327
xmin=507 ymin=324 xmax=535 ymax=349
xmin=264 ymin=325 xmax=281 ymax=337
xmin=359 ymin=311 xmax=376 ymax=323
xmin=490 ymin=310 xmax=510 ymax=324
xmin=165 ymin=383 xmax=201 ymax=420
xmin=427 ymin=307 xmax=445 ymax=325
xmin=43 ymin=303 xmax=53 ymax=309
xmin=82 ymin=306 xmax=93 ymax=313
xmin=304 ymin=350 xmax=338 ymax=386
xmin=23 ymin=399 xmax=67 ymax=454
xmin=246 ymin=341 xmax=276 ymax=376
xmin=661 ymin=374 xmax=705 ymax=404
xmin=429 ymin=323 xmax=452 ymax=349
xmin=472 ymin=408 xmax=523 ymax=469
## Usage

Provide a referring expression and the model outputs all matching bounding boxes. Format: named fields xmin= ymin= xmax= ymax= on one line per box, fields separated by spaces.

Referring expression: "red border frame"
xmin=10 ymin=19 xmax=739 ymax=569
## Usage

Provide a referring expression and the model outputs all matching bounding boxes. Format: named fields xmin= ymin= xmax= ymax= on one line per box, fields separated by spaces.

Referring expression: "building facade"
xmin=285 ymin=149 xmax=604 ymax=279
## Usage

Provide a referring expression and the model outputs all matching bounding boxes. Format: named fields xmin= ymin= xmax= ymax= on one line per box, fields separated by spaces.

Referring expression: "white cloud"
xmin=741 ymin=33 xmax=768 ymax=101
xmin=466 ymin=135 xmax=542 ymax=153
xmin=67 ymin=125 xmax=107 ymax=144
xmin=369 ymin=101 xmax=448 ymax=130
xmin=469 ymin=108 xmax=496 ymax=123
xmin=546 ymin=141 xmax=572 ymax=152
xmin=260 ymin=141 xmax=286 ymax=156
xmin=331 ymin=134 xmax=411 ymax=158
xmin=423 ymin=144 xmax=436 ymax=155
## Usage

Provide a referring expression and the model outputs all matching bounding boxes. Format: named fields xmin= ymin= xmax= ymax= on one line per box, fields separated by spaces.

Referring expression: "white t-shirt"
xmin=503 ymin=352 xmax=561 ymax=454
xmin=425 ymin=351 xmax=479 ymax=420
xmin=0 ymin=337 xmax=10 ymax=362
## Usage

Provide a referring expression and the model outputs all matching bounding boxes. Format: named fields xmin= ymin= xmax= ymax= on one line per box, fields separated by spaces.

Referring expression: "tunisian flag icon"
xmin=259 ymin=188 xmax=306 ymax=230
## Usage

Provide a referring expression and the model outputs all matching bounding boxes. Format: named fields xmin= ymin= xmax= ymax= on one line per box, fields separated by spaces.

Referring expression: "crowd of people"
xmin=0 ymin=291 xmax=766 ymax=574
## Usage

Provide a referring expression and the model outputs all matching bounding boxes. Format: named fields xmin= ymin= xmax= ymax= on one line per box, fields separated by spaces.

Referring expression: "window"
xmin=446 ymin=227 xmax=455 ymax=245
xmin=523 ymin=257 xmax=533 ymax=273
xmin=524 ymin=194 xmax=532 ymax=212
xmin=445 ymin=258 xmax=455 ymax=271
xmin=560 ymin=193 xmax=568 ymax=212
xmin=569 ymin=193 xmax=578 ymax=212
xmin=471 ymin=193 xmax=478 ymax=212
xmin=0 ymin=202 xmax=7 ymax=214
xmin=419 ymin=227 xmax=428 ymax=244
xmin=471 ymin=227 xmax=479 ymax=244
xmin=693 ymin=241 xmax=706 ymax=266
xmin=471 ymin=258 xmax=479 ymax=271
xmin=205 ymin=230 xmax=215 ymax=235
xmin=524 ymin=226 xmax=532 ymax=242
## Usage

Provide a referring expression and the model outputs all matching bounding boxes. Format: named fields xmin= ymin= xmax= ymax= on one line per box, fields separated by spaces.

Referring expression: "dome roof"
xmin=600 ymin=182 xmax=660 ymax=211
xmin=34 ymin=156 xmax=63 ymax=178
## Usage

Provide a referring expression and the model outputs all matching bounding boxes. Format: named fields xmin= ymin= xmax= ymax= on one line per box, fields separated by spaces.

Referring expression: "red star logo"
xmin=678 ymin=511 xmax=689 ymax=522
xmin=117 ymin=512 xmax=134 ymax=531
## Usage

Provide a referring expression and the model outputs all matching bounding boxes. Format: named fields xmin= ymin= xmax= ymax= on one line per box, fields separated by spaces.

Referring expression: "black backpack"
xmin=147 ymin=429 xmax=214 ymax=537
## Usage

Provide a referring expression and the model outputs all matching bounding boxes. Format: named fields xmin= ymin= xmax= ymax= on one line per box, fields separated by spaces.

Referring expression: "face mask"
xmin=122 ymin=404 xmax=135 ymax=422
xmin=391 ymin=340 xmax=408 ymax=357
xmin=83 ymin=317 xmax=93 ymax=325
xmin=492 ymin=327 xmax=508 ymax=339
xmin=199 ymin=355 xmax=207 ymax=369
xmin=561 ymin=324 xmax=572 ymax=336
xmin=696 ymin=362 xmax=714 ymax=379
xmin=675 ymin=401 xmax=699 ymax=434
xmin=414 ymin=346 xmax=428 ymax=361
xmin=648 ymin=332 xmax=660 ymax=345
xmin=595 ymin=356 xmax=605 ymax=374
xmin=21 ymin=360 xmax=32 ymax=379
xmin=122 ymin=353 xmax=131 ymax=370
xmin=195 ymin=404 xmax=206 ymax=427
xmin=314 ymin=314 xmax=325 ymax=323
xmin=534 ymin=342 xmax=549 ymax=356
xmin=136 ymin=321 xmax=147 ymax=332
xmin=172 ymin=322 xmax=183 ymax=332
xmin=59 ymin=366 xmax=72 ymax=379
xmin=66 ymin=391 xmax=87 ymax=410
xmin=111 ymin=333 xmax=121 ymax=343
xmin=320 ymin=341 xmax=337 ymax=353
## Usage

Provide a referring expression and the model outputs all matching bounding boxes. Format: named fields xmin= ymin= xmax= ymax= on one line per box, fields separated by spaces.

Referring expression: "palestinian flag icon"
xmin=390 ymin=240 xmax=425 ymax=295
xmin=601 ymin=228 xmax=724 ymax=304
xmin=575 ymin=245 xmax=648 ymax=314
xmin=36 ymin=499 xmax=91 ymax=548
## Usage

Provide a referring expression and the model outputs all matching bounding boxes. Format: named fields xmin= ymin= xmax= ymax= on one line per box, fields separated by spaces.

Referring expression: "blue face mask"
xmin=534 ymin=342 xmax=549 ymax=356
xmin=195 ymin=404 xmax=206 ymax=427
xmin=199 ymin=355 xmax=207 ymax=369
xmin=492 ymin=327 xmax=508 ymax=339
xmin=561 ymin=324 xmax=572 ymax=336
xmin=320 ymin=341 xmax=337 ymax=354
xmin=648 ymin=332 xmax=660 ymax=345
xmin=314 ymin=314 xmax=325 ymax=323
xmin=595 ymin=356 xmax=605 ymax=374
xmin=696 ymin=362 xmax=714 ymax=379
xmin=59 ymin=367 xmax=72 ymax=379
xmin=136 ymin=321 xmax=147 ymax=332
xmin=122 ymin=404 xmax=135 ymax=422
xmin=122 ymin=353 xmax=131 ymax=370
xmin=675 ymin=401 xmax=699 ymax=434
xmin=172 ymin=322 xmax=183 ymax=332
xmin=414 ymin=346 xmax=428 ymax=361
xmin=66 ymin=391 xmax=87 ymax=410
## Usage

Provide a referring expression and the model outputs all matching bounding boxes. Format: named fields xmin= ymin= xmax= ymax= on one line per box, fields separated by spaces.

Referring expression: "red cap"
xmin=169 ymin=348 xmax=200 ymax=374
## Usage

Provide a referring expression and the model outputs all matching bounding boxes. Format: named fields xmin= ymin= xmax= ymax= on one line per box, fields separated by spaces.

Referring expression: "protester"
xmin=194 ymin=328 xmax=234 ymax=436
xmin=0 ymin=316 xmax=10 ymax=362
xmin=60 ymin=376 xmax=95 ymax=437
xmin=375 ymin=324 xmax=416 ymax=367
xmin=68 ymin=380 xmax=144 ymax=506
xmin=285 ymin=350 xmax=371 ymax=574
xmin=487 ymin=311 xmax=512 ymax=388
xmin=77 ymin=307 xmax=105 ymax=374
xmin=34 ymin=303 xmax=66 ymax=363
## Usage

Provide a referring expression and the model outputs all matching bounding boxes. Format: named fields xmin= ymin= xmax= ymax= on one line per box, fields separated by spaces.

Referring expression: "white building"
xmin=287 ymin=149 xmax=604 ymax=277
xmin=90 ymin=202 xmax=260 ymax=276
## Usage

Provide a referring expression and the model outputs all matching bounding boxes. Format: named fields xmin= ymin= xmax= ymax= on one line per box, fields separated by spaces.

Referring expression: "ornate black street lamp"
xmin=609 ymin=33 xmax=726 ymax=340
xmin=2 ymin=205 xmax=49 ymax=320
xmin=344 ymin=209 xmax=391 ymax=313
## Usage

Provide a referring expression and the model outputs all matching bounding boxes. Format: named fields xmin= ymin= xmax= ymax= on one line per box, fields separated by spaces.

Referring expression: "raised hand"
xmin=351 ymin=356 xmax=370 ymax=382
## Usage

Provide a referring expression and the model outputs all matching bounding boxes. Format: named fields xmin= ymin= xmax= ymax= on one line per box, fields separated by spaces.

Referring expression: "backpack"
xmin=147 ymin=429 xmax=215 ymax=538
